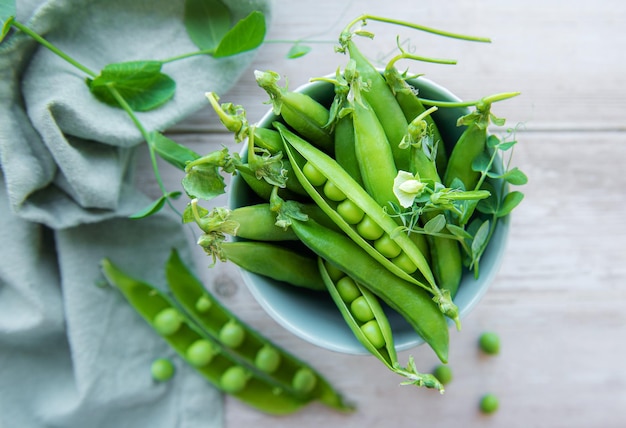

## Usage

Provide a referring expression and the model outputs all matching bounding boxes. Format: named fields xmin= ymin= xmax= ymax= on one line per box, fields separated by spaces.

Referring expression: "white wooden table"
xmin=142 ymin=1 xmax=626 ymax=426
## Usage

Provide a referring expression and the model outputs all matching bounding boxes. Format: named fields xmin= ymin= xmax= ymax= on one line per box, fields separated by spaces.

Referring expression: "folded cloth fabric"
xmin=0 ymin=0 xmax=270 ymax=426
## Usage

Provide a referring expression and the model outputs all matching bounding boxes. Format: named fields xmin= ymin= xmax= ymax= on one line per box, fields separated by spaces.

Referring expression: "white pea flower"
xmin=393 ymin=171 xmax=426 ymax=208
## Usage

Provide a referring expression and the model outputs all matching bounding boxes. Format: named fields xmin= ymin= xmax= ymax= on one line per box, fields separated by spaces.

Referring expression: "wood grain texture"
xmin=136 ymin=0 xmax=626 ymax=426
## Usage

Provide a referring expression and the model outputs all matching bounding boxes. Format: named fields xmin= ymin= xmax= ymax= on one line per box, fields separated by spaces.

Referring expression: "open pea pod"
xmin=163 ymin=249 xmax=353 ymax=412
xmin=318 ymin=258 xmax=444 ymax=392
xmin=318 ymin=259 xmax=397 ymax=368
xmin=101 ymin=256 xmax=353 ymax=415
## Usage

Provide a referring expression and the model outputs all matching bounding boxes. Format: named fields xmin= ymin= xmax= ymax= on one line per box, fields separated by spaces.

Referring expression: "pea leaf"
xmin=497 ymin=191 xmax=524 ymax=218
xmin=182 ymin=163 xmax=228 ymax=200
xmin=501 ymin=167 xmax=528 ymax=185
xmin=287 ymin=43 xmax=312 ymax=59
xmin=182 ymin=202 xmax=209 ymax=224
xmin=471 ymin=152 xmax=491 ymax=173
xmin=424 ymin=214 xmax=446 ymax=234
xmin=130 ymin=191 xmax=182 ymax=219
xmin=87 ymin=61 xmax=176 ymax=112
xmin=184 ymin=0 xmax=231 ymax=51
xmin=470 ymin=220 xmax=490 ymax=258
xmin=476 ymin=192 xmax=498 ymax=215
xmin=446 ymin=224 xmax=473 ymax=240
xmin=213 ymin=11 xmax=266 ymax=58
xmin=486 ymin=134 xmax=501 ymax=148
xmin=497 ymin=140 xmax=517 ymax=151
xmin=149 ymin=132 xmax=201 ymax=171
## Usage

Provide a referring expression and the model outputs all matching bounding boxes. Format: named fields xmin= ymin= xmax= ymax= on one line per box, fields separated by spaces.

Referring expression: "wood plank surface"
xmin=138 ymin=0 xmax=626 ymax=426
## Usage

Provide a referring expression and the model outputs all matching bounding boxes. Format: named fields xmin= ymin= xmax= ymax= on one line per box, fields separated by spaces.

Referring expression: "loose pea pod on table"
xmin=100 ymin=252 xmax=352 ymax=415
xmin=318 ymin=259 xmax=444 ymax=392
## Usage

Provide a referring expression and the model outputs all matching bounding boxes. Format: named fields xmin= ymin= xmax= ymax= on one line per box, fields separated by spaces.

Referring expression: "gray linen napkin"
xmin=0 ymin=0 xmax=271 ymax=426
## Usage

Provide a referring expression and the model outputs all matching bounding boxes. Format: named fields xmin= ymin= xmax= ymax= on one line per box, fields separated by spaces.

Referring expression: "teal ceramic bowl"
xmin=228 ymin=75 xmax=509 ymax=355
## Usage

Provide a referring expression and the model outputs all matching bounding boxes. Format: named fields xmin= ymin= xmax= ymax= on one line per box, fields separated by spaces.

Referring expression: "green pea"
xmin=219 ymin=321 xmax=246 ymax=348
xmin=186 ymin=339 xmax=217 ymax=367
xmin=374 ymin=234 xmax=402 ymax=258
xmin=324 ymin=261 xmax=344 ymax=283
xmin=360 ymin=320 xmax=385 ymax=349
xmin=335 ymin=276 xmax=360 ymax=303
xmin=479 ymin=393 xmax=499 ymax=414
xmin=479 ymin=332 xmax=500 ymax=355
xmin=432 ymin=364 xmax=453 ymax=385
xmin=220 ymin=366 xmax=249 ymax=393
xmin=350 ymin=296 xmax=375 ymax=323
xmin=356 ymin=215 xmax=384 ymax=241
xmin=292 ymin=368 xmax=317 ymax=394
xmin=195 ymin=295 xmax=212 ymax=313
xmin=336 ymin=199 xmax=365 ymax=224
xmin=151 ymin=358 xmax=175 ymax=382
xmin=153 ymin=308 xmax=183 ymax=336
xmin=323 ymin=180 xmax=346 ymax=202
xmin=391 ymin=251 xmax=418 ymax=274
xmin=302 ymin=162 xmax=327 ymax=186
xmin=255 ymin=345 xmax=282 ymax=374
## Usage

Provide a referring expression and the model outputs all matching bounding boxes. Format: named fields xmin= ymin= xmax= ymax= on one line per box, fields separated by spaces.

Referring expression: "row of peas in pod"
xmin=181 ymin=16 xmax=526 ymax=390
xmin=101 ymin=250 xmax=353 ymax=414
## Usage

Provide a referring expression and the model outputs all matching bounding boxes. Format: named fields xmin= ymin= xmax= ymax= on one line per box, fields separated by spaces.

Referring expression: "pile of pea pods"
xmin=182 ymin=17 xmax=525 ymax=399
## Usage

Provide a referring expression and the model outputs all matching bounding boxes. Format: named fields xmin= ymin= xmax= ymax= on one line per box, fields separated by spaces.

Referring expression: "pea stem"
xmin=340 ymin=14 xmax=492 ymax=44
xmin=385 ymin=38 xmax=457 ymax=72
xmin=419 ymin=91 xmax=521 ymax=109
xmin=12 ymin=20 xmax=97 ymax=77
xmin=106 ymin=85 xmax=178 ymax=214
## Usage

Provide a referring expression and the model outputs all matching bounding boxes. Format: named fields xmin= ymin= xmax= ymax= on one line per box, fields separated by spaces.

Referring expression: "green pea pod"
xmin=289 ymin=217 xmax=449 ymax=364
xmin=163 ymin=250 xmax=353 ymax=412
xmin=443 ymin=123 xmax=486 ymax=191
xmin=207 ymin=241 xmax=326 ymax=292
xmin=384 ymin=66 xmax=448 ymax=173
xmin=254 ymin=70 xmax=333 ymax=152
xmin=350 ymin=93 xmax=399 ymax=208
xmin=253 ymin=127 xmax=284 ymax=154
xmin=409 ymin=134 xmax=463 ymax=298
xmin=319 ymin=259 xmax=444 ymax=391
xmin=100 ymin=258 xmax=348 ymax=415
xmin=319 ymin=260 xmax=397 ymax=365
xmin=346 ymin=40 xmax=410 ymax=171
xmin=333 ymin=114 xmax=363 ymax=186
xmin=239 ymin=168 xmax=302 ymax=202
